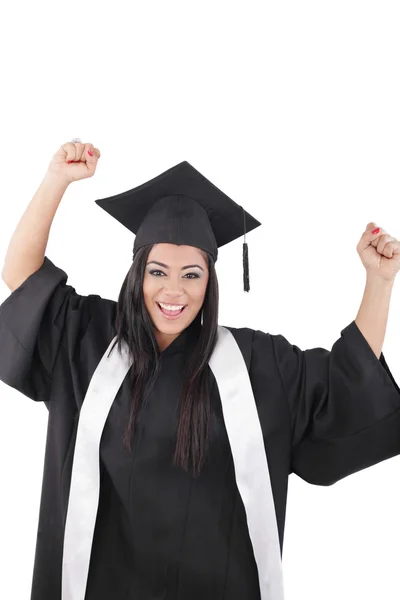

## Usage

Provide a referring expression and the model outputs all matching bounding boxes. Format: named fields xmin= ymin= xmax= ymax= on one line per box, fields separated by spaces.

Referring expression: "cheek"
xmin=142 ymin=276 xmax=159 ymax=305
xmin=190 ymin=280 xmax=208 ymax=305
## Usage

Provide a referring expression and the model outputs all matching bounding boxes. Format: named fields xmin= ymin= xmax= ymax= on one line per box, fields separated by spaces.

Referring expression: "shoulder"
xmin=80 ymin=293 xmax=117 ymax=316
xmin=219 ymin=323 xmax=276 ymax=348
xmin=218 ymin=323 xmax=255 ymax=344
xmin=76 ymin=293 xmax=117 ymax=343
xmin=218 ymin=324 xmax=277 ymax=368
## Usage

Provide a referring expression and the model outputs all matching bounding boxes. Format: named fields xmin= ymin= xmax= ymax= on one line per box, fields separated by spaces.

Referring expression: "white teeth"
xmin=159 ymin=302 xmax=185 ymax=311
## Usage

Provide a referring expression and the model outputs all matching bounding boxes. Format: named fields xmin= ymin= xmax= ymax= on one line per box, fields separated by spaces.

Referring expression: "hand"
xmin=356 ymin=222 xmax=400 ymax=282
xmin=47 ymin=141 xmax=101 ymax=184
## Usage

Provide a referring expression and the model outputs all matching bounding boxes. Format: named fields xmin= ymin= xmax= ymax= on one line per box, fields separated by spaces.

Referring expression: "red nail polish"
xmin=88 ymin=149 xmax=93 ymax=156
xmin=372 ymin=227 xmax=380 ymax=234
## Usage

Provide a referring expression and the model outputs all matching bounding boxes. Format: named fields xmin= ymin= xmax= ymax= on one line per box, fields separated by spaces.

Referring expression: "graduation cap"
xmin=95 ymin=161 xmax=261 ymax=291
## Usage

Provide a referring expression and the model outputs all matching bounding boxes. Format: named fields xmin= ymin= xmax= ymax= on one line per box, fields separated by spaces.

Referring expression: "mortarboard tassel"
xmin=242 ymin=207 xmax=250 ymax=292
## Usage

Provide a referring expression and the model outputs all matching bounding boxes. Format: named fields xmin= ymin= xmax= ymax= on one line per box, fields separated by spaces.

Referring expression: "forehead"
xmin=148 ymin=243 xmax=208 ymax=267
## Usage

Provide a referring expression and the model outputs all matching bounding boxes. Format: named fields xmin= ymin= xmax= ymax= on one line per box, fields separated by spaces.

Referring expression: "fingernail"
xmin=88 ymin=149 xmax=93 ymax=156
xmin=372 ymin=227 xmax=380 ymax=234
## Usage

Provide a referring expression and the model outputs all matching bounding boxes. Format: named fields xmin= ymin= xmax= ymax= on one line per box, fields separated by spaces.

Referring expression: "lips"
xmin=156 ymin=302 xmax=187 ymax=320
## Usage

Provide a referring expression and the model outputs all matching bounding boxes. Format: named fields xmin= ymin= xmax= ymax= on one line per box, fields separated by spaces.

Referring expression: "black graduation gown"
xmin=1 ymin=256 xmax=400 ymax=600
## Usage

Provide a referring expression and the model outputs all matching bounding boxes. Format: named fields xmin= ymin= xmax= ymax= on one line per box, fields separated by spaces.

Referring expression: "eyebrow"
xmin=147 ymin=260 xmax=204 ymax=271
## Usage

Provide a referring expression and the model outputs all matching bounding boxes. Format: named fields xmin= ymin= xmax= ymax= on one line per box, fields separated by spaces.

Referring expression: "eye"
xmin=149 ymin=270 xmax=200 ymax=279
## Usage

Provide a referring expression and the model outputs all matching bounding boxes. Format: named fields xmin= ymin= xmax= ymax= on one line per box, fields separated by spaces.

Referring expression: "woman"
xmin=1 ymin=140 xmax=400 ymax=600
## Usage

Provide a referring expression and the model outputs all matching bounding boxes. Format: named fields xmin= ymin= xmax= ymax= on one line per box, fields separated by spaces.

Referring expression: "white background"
xmin=1 ymin=1 xmax=400 ymax=598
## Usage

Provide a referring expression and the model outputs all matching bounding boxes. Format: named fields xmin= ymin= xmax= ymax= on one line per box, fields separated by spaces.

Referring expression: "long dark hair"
xmin=111 ymin=244 xmax=219 ymax=477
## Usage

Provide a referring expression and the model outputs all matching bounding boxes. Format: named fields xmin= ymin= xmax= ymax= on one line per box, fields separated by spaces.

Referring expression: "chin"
xmin=157 ymin=323 xmax=186 ymax=336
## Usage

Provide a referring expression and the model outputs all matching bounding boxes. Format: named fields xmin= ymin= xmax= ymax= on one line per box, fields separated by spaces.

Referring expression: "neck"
xmin=156 ymin=331 xmax=180 ymax=353
xmin=155 ymin=312 xmax=202 ymax=353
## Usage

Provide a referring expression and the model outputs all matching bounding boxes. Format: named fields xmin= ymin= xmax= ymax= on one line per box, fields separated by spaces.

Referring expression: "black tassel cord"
xmin=243 ymin=242 xmax=250 ymax=292
xmin=242 ymin=207 xmax=250 ymax=292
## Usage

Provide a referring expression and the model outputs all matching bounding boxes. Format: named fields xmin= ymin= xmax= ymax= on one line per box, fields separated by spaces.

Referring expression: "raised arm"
xmin=1 ymin=172 xmax=69 ymax=291
xmin=0 ymin=141 xmax=102 ymax=402
xmin=1 ymin=140 xmax=100 ymax=291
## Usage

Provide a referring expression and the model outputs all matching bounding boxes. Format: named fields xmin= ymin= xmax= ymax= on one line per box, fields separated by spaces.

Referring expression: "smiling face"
xmin=143 ymin=243 xmax=209 ymax=352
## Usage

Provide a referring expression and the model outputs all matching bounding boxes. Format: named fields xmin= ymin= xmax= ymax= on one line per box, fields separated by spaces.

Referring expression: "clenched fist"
xmin=47 ymin=141 xmax=101 ymax=184
xmin=357 ymin=222 xmax=400 ymax=282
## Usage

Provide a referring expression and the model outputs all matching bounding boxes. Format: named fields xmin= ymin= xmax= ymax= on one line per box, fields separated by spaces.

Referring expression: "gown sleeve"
xmin=271 ymin=319 xmax=400 ymax=485
xmin=0 ymin=256 xmax=99 ymax=403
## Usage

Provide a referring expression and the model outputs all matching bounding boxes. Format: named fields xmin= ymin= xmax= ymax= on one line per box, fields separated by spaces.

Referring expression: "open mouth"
xmin=156 ymin=302 xmax=187 ymax=319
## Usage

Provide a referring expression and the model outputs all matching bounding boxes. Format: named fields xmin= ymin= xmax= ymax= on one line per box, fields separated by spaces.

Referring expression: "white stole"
xmin=61 ymin=326 xmax=285 ymax=600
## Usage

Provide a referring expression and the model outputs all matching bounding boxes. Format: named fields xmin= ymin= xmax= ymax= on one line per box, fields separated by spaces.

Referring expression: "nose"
xmin=162 ymin=278 xmax=185 ymax=297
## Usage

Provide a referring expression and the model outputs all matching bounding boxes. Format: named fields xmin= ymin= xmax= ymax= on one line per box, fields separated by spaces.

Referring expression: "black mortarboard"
xmin=95 ymin=161 xmax=261 ymax=291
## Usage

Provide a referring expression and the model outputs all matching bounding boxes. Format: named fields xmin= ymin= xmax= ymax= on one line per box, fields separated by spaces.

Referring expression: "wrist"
xmin=42 ymin=170 xmax=71 ymax=192
xmin=365 ymin=273 xmax=395 ymax=289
